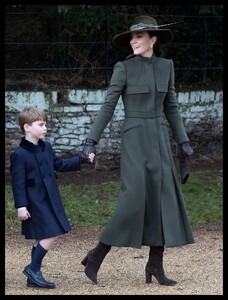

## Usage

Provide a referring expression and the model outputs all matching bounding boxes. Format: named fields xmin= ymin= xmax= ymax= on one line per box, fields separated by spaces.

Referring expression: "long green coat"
xmin=87 ymin=55 xmax=195 ymax=249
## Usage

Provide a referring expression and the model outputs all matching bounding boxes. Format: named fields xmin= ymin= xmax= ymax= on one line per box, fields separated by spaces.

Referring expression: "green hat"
xmin=113 ymin=15 xmax=173 ymax=47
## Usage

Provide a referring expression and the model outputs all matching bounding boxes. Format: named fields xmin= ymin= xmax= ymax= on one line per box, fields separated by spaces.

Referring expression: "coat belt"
xmin=125 ymin=111 xmax=162 ymax=118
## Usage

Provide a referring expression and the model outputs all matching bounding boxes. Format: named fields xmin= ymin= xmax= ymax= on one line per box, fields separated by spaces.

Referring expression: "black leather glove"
xmin=80 ymin=138 xmax=96 ymax=164
xmin=80 ymin=152 xmax=90 ymax=164
xmin=179 ymin=142 xmax=193 ymax=184
xmin=181 ymin=142 xmax=194 ymax=156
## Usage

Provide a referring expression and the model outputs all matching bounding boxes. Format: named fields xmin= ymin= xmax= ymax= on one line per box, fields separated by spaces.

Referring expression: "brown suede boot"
xmin=145 ymin=246 xmax=177 ymax=286
xmin=81 ymin=242 xmax=111 ymax=284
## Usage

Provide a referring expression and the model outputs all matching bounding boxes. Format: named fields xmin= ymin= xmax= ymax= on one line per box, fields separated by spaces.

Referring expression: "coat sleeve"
xmin=87 ymin=61 xmax=126 ymax=143
xmin=163 ymin=59 xmax=189 ymax=144
xmin=45 ymin=142 xmax=81 ymax=172
xmin=10 ymin=151 xmax=29 ymax=208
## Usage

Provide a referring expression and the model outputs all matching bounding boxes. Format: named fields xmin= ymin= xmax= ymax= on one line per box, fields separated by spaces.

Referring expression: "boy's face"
xmin=24 ymin=120 xmax=47 ymax=141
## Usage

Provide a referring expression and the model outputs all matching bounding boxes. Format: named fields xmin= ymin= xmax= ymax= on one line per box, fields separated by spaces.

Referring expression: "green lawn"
xmin=5 ymin=168 xmax=223 ymax=229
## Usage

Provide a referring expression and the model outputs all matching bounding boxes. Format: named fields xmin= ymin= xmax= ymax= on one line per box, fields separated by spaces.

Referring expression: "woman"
xmin=81 ymin=15 xmax=195 ymax=286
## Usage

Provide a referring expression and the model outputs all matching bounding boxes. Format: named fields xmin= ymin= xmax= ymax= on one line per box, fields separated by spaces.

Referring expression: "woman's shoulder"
xmin=113 ymin=54 xmax=136 ymax=66
xmin=155 ymin=56 xmax=173 ymax=67
xmin=155 ymin=56 xmax=171 ymax=62
xmin=124 ymin=54 xmax=136 ymax=61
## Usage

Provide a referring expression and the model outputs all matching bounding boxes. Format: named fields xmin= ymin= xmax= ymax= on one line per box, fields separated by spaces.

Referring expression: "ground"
xmin=5 ymin=160 xmax=223 ymax=295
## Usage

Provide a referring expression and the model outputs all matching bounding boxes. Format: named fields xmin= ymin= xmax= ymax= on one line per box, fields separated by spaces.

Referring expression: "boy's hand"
xmin=80 ymin=151 xmax=95 ymax=164
xmin=17 ymin=207 xmax=31 ymax=221
xmin=88 ymin=153 xmax=95 ymax=163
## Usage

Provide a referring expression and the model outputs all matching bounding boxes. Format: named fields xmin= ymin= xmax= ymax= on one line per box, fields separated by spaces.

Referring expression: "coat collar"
xmin=134 ymin=54 xmax=157 ymax=64
xmin=19 ymin=136 xmax=45 ymax=152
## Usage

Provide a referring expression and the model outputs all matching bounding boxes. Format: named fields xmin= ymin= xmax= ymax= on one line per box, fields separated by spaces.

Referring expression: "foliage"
xmin=5 ymin=5 xmax=223 ymax=90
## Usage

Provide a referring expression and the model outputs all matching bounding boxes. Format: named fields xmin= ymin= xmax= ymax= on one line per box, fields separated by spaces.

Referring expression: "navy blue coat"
xmin=10 ymin=137 xmax=81 ymax=240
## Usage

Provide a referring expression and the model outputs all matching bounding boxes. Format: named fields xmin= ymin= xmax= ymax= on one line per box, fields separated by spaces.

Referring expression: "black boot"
xmin=145 ymin=246 xmax=177 ymax=286
xmin=81 ymin=242 xmax=111 ymax=284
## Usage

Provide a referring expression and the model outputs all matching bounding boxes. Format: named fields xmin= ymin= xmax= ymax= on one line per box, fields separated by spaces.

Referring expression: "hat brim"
xmin=113 ymin=29 xmax=173 ymax=47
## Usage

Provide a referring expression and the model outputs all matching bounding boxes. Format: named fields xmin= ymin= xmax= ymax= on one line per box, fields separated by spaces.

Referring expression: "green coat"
xmin=87 ymin=55 xmax=195 ymax=249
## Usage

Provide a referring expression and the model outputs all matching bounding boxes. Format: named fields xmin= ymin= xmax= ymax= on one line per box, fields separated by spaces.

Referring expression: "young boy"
xmin=10 ymin=107 xmax=94 ymax=289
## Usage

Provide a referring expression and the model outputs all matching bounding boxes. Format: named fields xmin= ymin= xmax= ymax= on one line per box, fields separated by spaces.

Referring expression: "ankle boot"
xmin=145 ymin=246 xmax=177 ymax=286
xmin=81 ymin=242 xmax=111 ymax=284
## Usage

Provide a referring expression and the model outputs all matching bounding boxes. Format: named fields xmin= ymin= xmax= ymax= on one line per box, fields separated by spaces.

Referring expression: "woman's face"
xmin=130 ymin=31 xmax=156 ymax=57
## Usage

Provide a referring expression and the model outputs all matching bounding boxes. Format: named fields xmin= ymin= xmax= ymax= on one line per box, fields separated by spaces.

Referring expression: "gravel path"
xmin=5 ymin=224 xmax=223 ymax=295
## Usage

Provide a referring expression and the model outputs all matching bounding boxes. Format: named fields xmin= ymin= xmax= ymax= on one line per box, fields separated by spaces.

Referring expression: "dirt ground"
xmin=5 ymin=160 xmax=223 ymax=295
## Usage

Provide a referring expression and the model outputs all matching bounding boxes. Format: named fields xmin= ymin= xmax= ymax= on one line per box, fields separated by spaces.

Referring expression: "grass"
xmin=5 ymin=168 xmax=223 ymax=230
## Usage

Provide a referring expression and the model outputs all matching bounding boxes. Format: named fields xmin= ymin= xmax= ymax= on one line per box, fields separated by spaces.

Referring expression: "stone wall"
xmin=5 ymin=89 xmax=223 ymax=178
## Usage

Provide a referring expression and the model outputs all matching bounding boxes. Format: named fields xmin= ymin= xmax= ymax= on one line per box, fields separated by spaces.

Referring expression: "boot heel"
xmin=145 ymin=269 xmax=152 ymax=284
xmin=81 ymin=255 xmax=88 ymax=266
